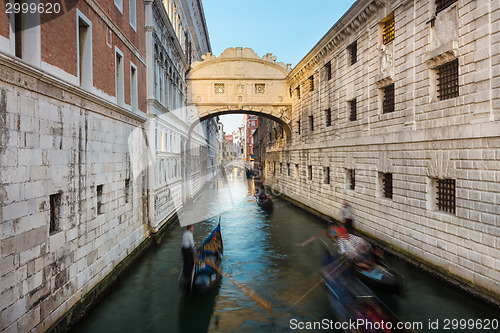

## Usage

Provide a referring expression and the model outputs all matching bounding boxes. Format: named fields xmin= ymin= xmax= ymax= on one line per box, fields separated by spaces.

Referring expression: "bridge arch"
xmin=186 ymin=47 xmax=292 ymax=132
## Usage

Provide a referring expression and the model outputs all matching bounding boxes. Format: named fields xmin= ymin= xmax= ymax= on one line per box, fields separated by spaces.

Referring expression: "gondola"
xmin=256 ymin=195 xmax=274 ymax=210
xmin=321 ymin=253 xmax=418 ymax=333
xmin=179 ymin=223 xmax=223 ymax=294
xmin=335 ymin=231 xmax=402 ymax=294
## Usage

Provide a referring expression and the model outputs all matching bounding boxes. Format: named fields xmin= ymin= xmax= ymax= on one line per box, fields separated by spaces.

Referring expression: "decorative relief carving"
xmin=380 ymin=43 xmax=393 ymax=79
xmin=426 ymin=150 xmax=457 ymax=179
xmin=236 ymin=83 xmax=245 ymax=93
xmin=255 ymin=84 xmax=265 ymax=94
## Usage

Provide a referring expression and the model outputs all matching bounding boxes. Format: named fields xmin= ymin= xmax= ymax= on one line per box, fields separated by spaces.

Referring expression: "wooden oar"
xmin=298 ymin=229 xmax=328 ymax=247
xmin=289 ymin=256 xmax=350 ymax=310
xmin=205 ymin=259 xmax=272 ymax=312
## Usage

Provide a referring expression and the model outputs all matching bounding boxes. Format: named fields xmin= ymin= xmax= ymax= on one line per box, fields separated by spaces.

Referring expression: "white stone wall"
xmin=266 ymin=0 xmax=500 ymax=298
xmin=0 ymin=63 xmax=148 ymax=331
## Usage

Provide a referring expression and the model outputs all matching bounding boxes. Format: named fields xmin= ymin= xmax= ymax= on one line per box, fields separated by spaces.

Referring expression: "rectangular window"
xmin=348 ymin=41 xmax=357 ymax=65
xmin=324 ymin=167 xmax=330 ymax=184
xmin=325 ymin=108 xmax=332 ymax=127
xmin=295 ymin=86 xmax=301 ymax=99
xmin=382 ymin=172 xmax=393 ymax=199
xmin=437 ymin=59 xmax=459 ymax=100
xmin=124 ymin=179 xmax=130 ymax=203
xmin=308 ymin=75 xmax=314 ymax=91
xmin=309 ymin=115 xmax=314 ymax=132
xmin=280 ymin=163 xmax=283 ymax=174
xmin=97 ymin=185 xmax=104 ymax=215
xmin=130 ymin=63 xmax=138 ymax=111
xmin=255 ymin=83 xmax=265 ymax=94
xmin=214 ymin=83 xmax=225 ymax=94
xmin=273 ymin=162 xmax=276 ymax=176
xmin=115 ymin=49 xmax=124 ymax=106
xmin=437 ymin=179 xmax=455 ymax=214
xmin=382 ymin=13 xmax=395 ymax=45
xmin=14 ymin=2 xmax=23 ymax=58
xmin=349 ymin=99 xmax=357 ymax=121
xmin=129 ymin=0 xmax=137 ymax=29
xmin=287 ymin=163 xmax=291 ymax=176
xmin=49 ymin=193 xmax=62 ymax=234
xmin=324 ymin=62 xmax=332 ymax=81
xmin=78 ymin=15 xmax=92 ymax=89
xmin=436 ymin=0 xmax=457 ymax=14
xmin=348 ymin=169 xmax=355 ymax=190
xmin=382 ymin=83 xmax=395 ymax=114
xmin=297 ymin=120 xmax=301 ymax=135
xmin=295 ymin=164 xmax=299 ymax=178
xmin=308 ymin=166 xmax=313 ymax=181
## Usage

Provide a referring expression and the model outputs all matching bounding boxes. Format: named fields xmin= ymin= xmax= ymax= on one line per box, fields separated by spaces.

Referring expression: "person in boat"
xmin=353 ymin=239 xmax=376 ymax=271
xmin=181 ymin=225 xmax=195 ymax=278
xmin=341 ymin=201 xmax=354 ymax=232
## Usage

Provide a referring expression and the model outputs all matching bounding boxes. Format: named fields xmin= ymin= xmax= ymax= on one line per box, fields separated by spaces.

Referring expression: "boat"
xmin=321 ymin=252 xmax=418 ymax=333
xmin=256 ymin=194 xmax=274 ymax=210
xmin=334 ymin=229 xmax=403 ymax=294
xmin=179 ymin=223 xmax=223 ymax=294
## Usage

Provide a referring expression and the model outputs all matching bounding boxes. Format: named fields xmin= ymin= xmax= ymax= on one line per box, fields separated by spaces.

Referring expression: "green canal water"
xmin=73 ymin=176 xmax=499 ymax=333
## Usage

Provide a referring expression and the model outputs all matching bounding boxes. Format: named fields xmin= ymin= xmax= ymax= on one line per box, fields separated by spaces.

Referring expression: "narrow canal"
xmin=74 ymin=173 xmax=498 ymax=333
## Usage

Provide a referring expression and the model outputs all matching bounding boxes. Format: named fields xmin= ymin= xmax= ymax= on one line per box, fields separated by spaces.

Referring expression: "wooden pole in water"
xmin=205 ymin=259 xmax=272 ymax=313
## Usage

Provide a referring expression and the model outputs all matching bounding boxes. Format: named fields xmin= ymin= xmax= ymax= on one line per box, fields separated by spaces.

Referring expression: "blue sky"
xmin=202 ymin=0 xmax=357 ymax=133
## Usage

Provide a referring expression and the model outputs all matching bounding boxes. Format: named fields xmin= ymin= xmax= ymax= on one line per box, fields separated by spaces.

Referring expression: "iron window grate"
xmin=309 ymin=115 xmax=314 ymax=132
xmin=349 ymin=99 xmax=357 ymax=121
xmin=436 ymin=0 xmax=457 ymax=14
xmin=383 ymin=173 xmax=393 ymax=199
xmin=308 ymin=75 xmax=314 ymax=91
xmin=308 ymin=166 xmax=313 ymax=181
xmin=383 ymin=14 xmax=395 ymax=45
xmin=437 ymin=59 xmax=459 ymax=100
xmin=324 ymin=167 xmax=330 ymax=184
xmin=349 ymin=169 xmax=355 ymax=190
xmin=348 ymin=41 xmax=357 ymax=65
xmin=326 ymin=109 xmax=332 ymax=127
xmin=383 ymin=84 xmax=395 ymax=114
xmin=297 ymin=120 xmax=301 ymax=135
xmin=437 ymin=178 xmax=455 ymax=214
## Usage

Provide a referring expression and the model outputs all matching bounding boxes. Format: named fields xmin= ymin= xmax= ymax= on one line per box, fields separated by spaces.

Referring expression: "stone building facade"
xmin=262 ymin=0 xmax=500 ymax=300
xmin=0 ymin=0 xmax=215 ymax=331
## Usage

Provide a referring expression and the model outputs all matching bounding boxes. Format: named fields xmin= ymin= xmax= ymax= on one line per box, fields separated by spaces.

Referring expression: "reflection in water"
xmin=74 ymin=175 xmax=499 ymax=333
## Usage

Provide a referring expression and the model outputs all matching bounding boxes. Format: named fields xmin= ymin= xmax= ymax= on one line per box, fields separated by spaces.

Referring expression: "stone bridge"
xmin=186 ymin=47 xmax=292 ymax=137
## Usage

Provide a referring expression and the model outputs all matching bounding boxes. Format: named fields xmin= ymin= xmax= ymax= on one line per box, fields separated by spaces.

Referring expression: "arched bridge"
xmin=187 ymin=47 xmax=292 ymax=136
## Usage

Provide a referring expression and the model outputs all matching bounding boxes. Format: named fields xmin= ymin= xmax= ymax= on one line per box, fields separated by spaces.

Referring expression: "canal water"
xmin=74 ymin=174 xmax=498 ymax=333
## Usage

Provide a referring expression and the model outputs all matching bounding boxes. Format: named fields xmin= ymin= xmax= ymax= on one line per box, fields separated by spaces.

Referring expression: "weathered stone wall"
xmin=0 ymin=58 xmax=148 ymax=332
xmin=264 ymin=0 xmax=500 ymax=300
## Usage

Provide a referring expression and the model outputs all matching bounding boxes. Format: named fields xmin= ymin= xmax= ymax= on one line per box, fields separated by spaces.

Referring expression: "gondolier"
xmin=181 ymin=225 xmax=195 ymax=278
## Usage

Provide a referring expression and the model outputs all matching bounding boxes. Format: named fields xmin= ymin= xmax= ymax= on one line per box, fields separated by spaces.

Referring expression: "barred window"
xmin=382 ymin=83 xmax=395 ymax=114
xmin=348 ymin=169 xmax=355 ymax=190
xmin=214 ymin=83 xmax=225 ymax=94
xmin=308 ymin=75 xmax=314 ymax=91
xmin=280 ymin=163 xmax=283 ymax=174
xmin=382 ymin=173 xmax=393 ymax=199
xmin=349 ymin=99 xmax=357 ymax=121
xmin=297 ymin=120 xmax=301 ymax=135
xmin=382 ymin=13 xmax=395 ymax=45
xmin=255 ymin=83 xmax=265 ymax=94
xmin=437 ymin=179 xmax=455 ymax=214
xmin=287 ymin=163 xmax=291 ymax=176
xmin=325 ymin=62 xmax=332 ymax=81
xmin=308 ymin=166 xmax=313 ymax=181
xmin=325 ymin=108 xmax=332 ymax=127
xmin=436 ymin=0 xmax=457 ymax=14
xmin=295 ymin=164 xmax=299 ymax=178
xmin=437 ymin=59 xmax=459 ymax=100
xmin=296 ymin=86 xmax=301 ymax=99
xmin=348 ymin=41 xmax=357 ymax=65
xmin=309 ymin=115 xmax=314 ymax=132
xmin=273 ymin=162 xmax=276 ymax=176
xmin=324 ymin=167 xmax=330 ymax=184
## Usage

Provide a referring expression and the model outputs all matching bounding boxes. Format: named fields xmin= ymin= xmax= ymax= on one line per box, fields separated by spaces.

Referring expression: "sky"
xmin=201 ymin=0 xmax=358 ymax=134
